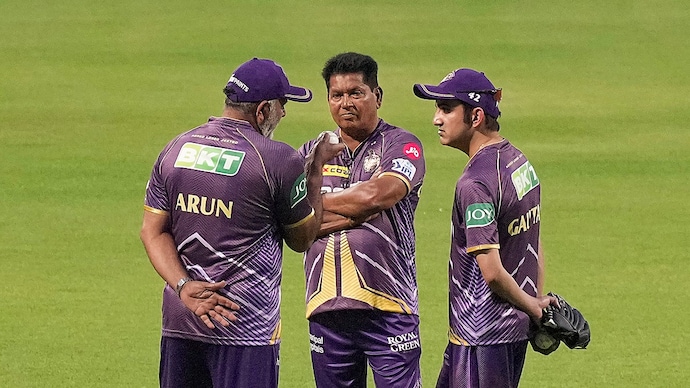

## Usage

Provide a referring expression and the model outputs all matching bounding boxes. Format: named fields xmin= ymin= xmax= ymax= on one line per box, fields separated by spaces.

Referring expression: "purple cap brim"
xmin=413 ymin=84 xmax=456 ymax=100
xmin=285 ymin=85 xmax=313 ymax=102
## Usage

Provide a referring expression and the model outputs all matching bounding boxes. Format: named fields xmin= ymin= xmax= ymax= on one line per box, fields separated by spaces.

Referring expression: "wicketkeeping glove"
xmin=541 ymin=292 xmax=591 ymax=349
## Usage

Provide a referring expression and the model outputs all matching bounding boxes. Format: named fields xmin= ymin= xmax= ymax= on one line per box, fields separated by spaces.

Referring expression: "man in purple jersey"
xmin=298 ymin=52 xmax=425 ymax=388
xmin=140 ymin=58 xmax=344 ymax=388
xmin=413 ymin=68 xmax=559 ymax=388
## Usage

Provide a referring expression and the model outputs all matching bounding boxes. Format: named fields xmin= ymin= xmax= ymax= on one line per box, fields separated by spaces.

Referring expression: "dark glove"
xmin=530 ymin=326 xmax=560 ymax=355
xmin=541 ymin=292 xmax=591 ymax=349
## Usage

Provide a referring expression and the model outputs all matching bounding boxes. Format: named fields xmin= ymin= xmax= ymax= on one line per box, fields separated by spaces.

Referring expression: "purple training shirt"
xmin=144 ymin=116 xmax=314 ymax=346
xmin=448 ymin=140 xmax=541 ymax=346
xmin=298 ymin=120 xmax=426 ymax=318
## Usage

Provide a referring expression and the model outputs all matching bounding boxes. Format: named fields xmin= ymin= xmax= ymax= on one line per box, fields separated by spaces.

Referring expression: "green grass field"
xmin=1 ymin=1 xmax=689 ymax=386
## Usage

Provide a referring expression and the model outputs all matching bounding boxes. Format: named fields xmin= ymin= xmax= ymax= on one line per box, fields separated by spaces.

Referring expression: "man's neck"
xmin=468 ymin=132 xmax=503 ymax=158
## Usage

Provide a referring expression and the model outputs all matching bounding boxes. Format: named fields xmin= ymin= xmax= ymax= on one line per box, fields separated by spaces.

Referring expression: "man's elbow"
xmin=139 ymin=228 xmax=151 ymax=246
xmin=285 ymin=238 xmax=312 ymax=253
xmin=283 ymin=222 xmax=318 ymax=252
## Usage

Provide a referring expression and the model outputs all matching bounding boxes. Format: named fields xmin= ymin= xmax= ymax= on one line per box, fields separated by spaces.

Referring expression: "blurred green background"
xmin=1 ymin=1 xmax=688 ymax=386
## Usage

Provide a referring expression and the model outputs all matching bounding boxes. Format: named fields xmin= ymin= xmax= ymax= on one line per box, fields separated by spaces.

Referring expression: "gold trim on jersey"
xmin=448 ymin=327 xmax=470 ymax=346
xmin=306 ymin=235 xmax=338 ymax=317
xmin=144 ymin=205 xmax=169 ymax=215
xmin=285 ymin=209 xmax=315 ymax=229
xmin=378 ymin=172 xmax=411 ymax=194
xmin=306 ymin=231 xmax=412 ymax=317
xmin=269 ymin=320 xmax=281 ymax=345
xmin=466 ymin=243 xmax=500 ymax=254
xmin=339 ymin=233 xmax=412 ymax=314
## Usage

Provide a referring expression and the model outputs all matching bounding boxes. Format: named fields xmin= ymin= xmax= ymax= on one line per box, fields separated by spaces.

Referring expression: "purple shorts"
xmin=309 ymin=310 xmax=422 ymax=388
xmin=435 ymin=341 xmax=528 ymax=388
xmin=159 ymin=337 xmax=279 ymax=388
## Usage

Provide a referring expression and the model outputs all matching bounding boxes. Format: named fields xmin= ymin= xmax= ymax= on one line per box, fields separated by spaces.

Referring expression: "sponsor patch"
xmin=323 ymin=164 xmax=350 ymax=178
xmin=290 ymin=172 xmax=307 ymax=208
xmin=465 ymin=203 xmax=495 ymax=228
xmin=392 ymin=158 xmax=416 ymax=180
xmin=511 ymin=161 xmax=540 ymax=200
xmin=174 ymin=142 xmax=245 ymax=176
xmin=403 ymin=143 xmax=421 ymax=160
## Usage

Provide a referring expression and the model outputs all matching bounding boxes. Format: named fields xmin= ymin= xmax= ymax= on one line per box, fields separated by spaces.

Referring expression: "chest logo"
xmin=363 ymin=150 xmax=381 ymax=173
xmin=511 ymin=161 xmax=540 ymax=200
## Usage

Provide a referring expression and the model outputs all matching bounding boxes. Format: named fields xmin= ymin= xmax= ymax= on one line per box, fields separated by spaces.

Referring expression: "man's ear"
xmin=375 ymin=87 xmax=383 ymax=108
xmin=472 ymin=108 xmax=484 ymax=127
xmin=256 ymin=100 xmax=269 ymax=123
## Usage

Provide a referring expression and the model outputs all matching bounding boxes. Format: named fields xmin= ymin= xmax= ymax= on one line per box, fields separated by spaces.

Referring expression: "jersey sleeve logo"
xmin=174 ymin=142 xmax=245 ymax=176
xmin=465 ymin=203 xmax=495 ymax=228
xmin=511 ymin=161 xmax=540 ymax=200
xmin=392 ymin=158 xmax=416 ymax=181
xmin=323 ymin=164 xmax=350 ymax=178
xmin=290 ymin=172 xmax=308 ymax=208
xmin=402 ymin=143 xmax=421 ymax=160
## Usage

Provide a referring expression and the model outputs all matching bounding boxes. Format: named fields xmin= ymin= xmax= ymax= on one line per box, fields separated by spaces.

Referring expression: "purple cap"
xmin=223 ymin=58 xmax=312 ymax=103
xmin=413 ymin=68 xmax=502 ymax=118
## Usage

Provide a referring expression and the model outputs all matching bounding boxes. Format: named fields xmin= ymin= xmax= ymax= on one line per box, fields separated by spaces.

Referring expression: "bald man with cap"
xmin=141 ymin=58 xmax=344 ymax=388
xmin=413 ymin=68 xmax=558 ymax=388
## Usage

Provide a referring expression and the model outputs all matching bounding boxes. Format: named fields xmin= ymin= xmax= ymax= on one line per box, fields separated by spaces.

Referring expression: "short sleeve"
xmin=378 ymin=131 xmax=425 ymax=193
xmin=144 ymin=152 xmax=170 ymax=214
xmin=459 ymin=180 xmax=500 ymax=253
xmin=273 ymin=147 xmax=314 ymax=228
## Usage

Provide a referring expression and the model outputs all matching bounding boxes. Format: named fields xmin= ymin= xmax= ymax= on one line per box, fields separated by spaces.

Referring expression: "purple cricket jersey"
xmin=144 ymin=116 xmax=314 ymax=346
xmin=449 ymin=140 xmax=541 ymax=346
xmin=298 ymin=119 xmax=426 ymax=318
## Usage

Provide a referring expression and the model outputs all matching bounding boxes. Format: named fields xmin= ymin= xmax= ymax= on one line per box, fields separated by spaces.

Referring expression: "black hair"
xmin=322 ymin=52 xmax=379 ymax=91
xmin=460 ymin=101 xmax=501 ymax=132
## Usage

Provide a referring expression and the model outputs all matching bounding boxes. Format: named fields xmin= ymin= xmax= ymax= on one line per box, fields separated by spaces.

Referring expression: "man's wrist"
xmin=175 ymin=277 xmax=193 ymax=298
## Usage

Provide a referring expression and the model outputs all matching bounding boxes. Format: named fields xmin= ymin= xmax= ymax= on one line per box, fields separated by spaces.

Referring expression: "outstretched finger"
xmin=199 ymin=314 xmax=216 ymax=329
xmin=215 ymin=296 xmax=240 ymax=311
xmin=208 ymin=310 xmax=232 ymax=327
xmin=203 ymin=280 xmax=227 ymax=291
xmin=214 ymin=304 xmax=238 ymax=323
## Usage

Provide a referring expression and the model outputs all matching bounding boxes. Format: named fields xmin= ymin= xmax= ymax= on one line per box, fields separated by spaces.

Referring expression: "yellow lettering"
xmin=507 ymin=204 xmax=541 ymax=237
xmin=200 ymin=197 xmax=214 ymax=216
xmin=508 ymin=219 xmax=519 ymax=236
xmin=175 ymin=193 xmax=187 ymax=212
xmin=187 ymin=195 xmax=200 ymax=213
xmin=518 ymin=215 xmax=527 ymax=233
xmin=174 ymin=193 xmax=232 ymax=219
xmin=216 ymin=200 xmax=233 ymax=219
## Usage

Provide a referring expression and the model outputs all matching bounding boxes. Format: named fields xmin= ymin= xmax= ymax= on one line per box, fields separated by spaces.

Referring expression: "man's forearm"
xmin=317 ymin=211 xmax=355 ymax=237
xmin=304 ymin=158 xmax=325 ymax=229
xmin=142 ymin=230 xmax=188 ymax=288
xmin=323 ymin=175 xmax=407 ymax=218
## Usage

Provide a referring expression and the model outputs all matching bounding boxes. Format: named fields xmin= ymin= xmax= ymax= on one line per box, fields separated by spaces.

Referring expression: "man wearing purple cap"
xmin=413 ymin=69 xmax=558 ymax=388
xmin=298 ymin=52 xmax=425 ymax=388
xmin=140 ymin=58 xmax=344 ymax=388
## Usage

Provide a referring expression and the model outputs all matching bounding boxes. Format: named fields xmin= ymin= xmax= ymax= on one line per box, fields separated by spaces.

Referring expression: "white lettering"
xmin=219 ymin=153 xmax=242 ymax=170
xmin=228 ymin=76 xmax=249 ymax=92
xmin=386 ymin=332 xmax=420 ymax=352
xmin=177 ymin=147 xmax=197 ymax=164
xmin=196 ymin=150 xmax=218 ymax=167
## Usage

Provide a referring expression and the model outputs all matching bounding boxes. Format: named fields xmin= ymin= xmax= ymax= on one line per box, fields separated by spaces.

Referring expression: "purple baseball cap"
xmin=223 ymin=58 xmax=312 ymax=103
xmin=413 ymin=68 xmax=502 ymax=118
